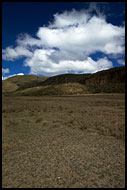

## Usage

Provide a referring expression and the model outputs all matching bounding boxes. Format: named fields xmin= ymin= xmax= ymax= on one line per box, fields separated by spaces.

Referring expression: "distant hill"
xmin=13 ymin=82 xmax=89 ymax=96
xmin=3 ymin=75 xmax=48 ymax=93
xmin=84 ymin=66 xmax=125 ymax=93
xmin=85 ymin=66 xmax=125 ymax=86
xmin=2 ymin=66 xmax=125 ymax=95
xmin=14 ymin=73 xmax=91 ymax=92
xmin=40 ymin=73 xmax=91 ymax=86
xmin=2 ymin=81 xmax=18 ymax=93
xmin=6 ymin=74 xmax=48 ymax=87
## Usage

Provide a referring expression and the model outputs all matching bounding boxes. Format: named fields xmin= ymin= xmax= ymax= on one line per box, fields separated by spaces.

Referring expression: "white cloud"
xmin=25 ymin=49 xmax=112 ymax=76
xmin=2 ymin=68 xmax=10 ymax=74
xmin=37 ymin=12 xmax=124 ymax=56
xmin=117 ymin=59 xmax=125 ymax=65
xmin=2 ymin=9 xmax=125 ymax=76
xmin=16 ymin=33 xmax=42 ymax=47
xmin=2 ymin=73 xmax=24 ymax=80
xmin=48 ymin=9 xmax=90 ymax=28
xmin=2 ymin=46 xmax=33 ymax=61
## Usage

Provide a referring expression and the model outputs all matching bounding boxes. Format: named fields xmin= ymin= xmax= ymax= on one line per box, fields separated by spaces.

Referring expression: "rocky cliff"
xmin=85 ymin=66 xmax=125 ymax=86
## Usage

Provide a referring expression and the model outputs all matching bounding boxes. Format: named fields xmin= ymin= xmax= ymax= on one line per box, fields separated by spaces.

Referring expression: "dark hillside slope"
xmin=16 ymin=73 xmax=91 ymax=91
xmin=40 ymin=73 xmax=91 ymax=86
xmin=84 ymin=66 xmax=125 ymax=93
xmin=32 ymin=66 xmax=125 ymax=87
xmin=85 ymin=66 xmax=125 ymax=86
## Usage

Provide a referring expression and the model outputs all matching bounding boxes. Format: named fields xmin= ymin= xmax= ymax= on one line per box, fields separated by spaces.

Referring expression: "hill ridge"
xmin=3 ymin=66 xmax=125 ymax=95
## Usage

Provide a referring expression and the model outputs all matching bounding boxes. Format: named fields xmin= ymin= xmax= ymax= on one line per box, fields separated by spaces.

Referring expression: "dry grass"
xmin=2 ymin=81 xmax=18 ymax=92
xmin=2 ymin=116 xmax=6 ymax=138
xmin=2 ymin=94 xmax=125 ymax=188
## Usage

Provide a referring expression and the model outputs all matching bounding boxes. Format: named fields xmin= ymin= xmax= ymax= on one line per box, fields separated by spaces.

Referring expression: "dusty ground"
xmin=2 ymin=94 xmax=125 ymax=188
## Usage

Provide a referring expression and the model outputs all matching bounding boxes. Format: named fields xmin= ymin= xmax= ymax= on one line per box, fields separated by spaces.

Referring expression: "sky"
xmin=2 ymin=2 xmax=125 ymax=80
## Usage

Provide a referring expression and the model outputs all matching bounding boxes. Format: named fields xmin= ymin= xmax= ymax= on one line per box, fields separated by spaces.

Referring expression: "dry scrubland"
xmin=2 ymin=94 xmax=125 ymax=188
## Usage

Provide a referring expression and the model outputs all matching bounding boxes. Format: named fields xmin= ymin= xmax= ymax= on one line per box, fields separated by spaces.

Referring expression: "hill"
xmin=14 ymin=82 xmax=90 ymax=96
xmin=85 ymin=66 xmax=125 ymax=86
xmin=2 ymin=75 xmax=48 ymax=93
xmin=40 ymin=73 xmax=91 ymax=86
xmin=84 ymin=66 xmax=125 ymax=93
xmin=2 ymin=66 xmax=125 ymax=95
xmin=2 ymin=81 xmax=18 ymax=93
xmin=6 ymin=74 xmax=48 ymax=87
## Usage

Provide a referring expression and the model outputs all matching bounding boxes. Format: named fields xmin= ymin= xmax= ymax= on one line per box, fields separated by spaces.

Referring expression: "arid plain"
xmin=2 ymin=93 xmax=125 ymax=188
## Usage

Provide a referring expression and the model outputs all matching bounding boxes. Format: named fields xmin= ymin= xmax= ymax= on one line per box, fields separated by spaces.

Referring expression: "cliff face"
xmin=85 ymin=67 xmax=125 ymax=86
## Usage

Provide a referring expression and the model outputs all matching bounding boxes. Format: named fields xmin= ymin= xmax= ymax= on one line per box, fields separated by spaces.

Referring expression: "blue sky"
xmin=2 ymin=2 xmax=125 ymax=79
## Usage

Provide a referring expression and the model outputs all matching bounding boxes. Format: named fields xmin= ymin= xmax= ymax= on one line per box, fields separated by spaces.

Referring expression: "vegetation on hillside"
xmin=2 ymin=66 xmax=125 ymax=95
xmin=6 ymin=74 xmax=48 ymax=87
xmin=2 ymin=81 xmax=18 ymax=93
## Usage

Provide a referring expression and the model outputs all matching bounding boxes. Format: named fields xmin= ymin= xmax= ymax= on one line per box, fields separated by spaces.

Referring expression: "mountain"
xmin=2 ymin=66 xmax=125 ymax=95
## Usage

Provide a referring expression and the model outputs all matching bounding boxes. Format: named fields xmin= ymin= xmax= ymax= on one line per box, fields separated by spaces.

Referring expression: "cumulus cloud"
xmin=2 ymin=68 xmax=10 ymax=74
xmin=48 ymin=9 xmax=91 ymax=28
xmin=2 ymin=46 xmax=33 ymax=61
xmin=16 ymin=33 xmax=42 ymax=48
xmin=37 ymin=15 xmax=124 ymax=56
xmin=2 ymin=8 xmax=125 ymax=76
xmin=25 ymin=50 xmax=112 ymax=76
